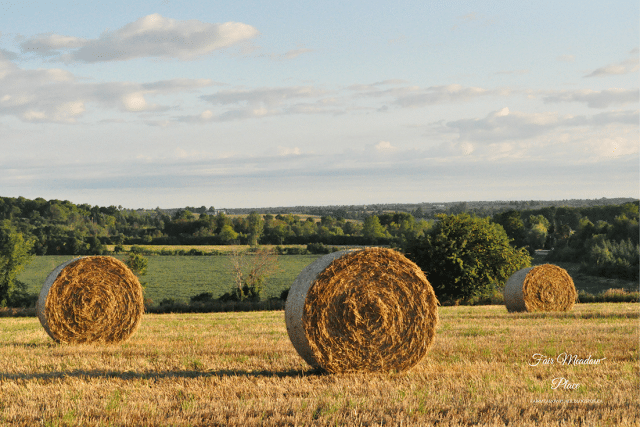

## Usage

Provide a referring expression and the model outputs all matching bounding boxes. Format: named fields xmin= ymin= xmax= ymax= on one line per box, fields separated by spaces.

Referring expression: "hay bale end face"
xmin=285 ymin=248 xmax=439 ymax=373
xmin=503 ymin=264 xmax=577 ymax=313
xmin=37 ymin=256 xmax=144 ymax=344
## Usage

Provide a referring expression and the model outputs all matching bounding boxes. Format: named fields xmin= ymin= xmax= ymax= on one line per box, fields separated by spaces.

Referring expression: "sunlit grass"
xmin=0 ymin=303 xmax=637 ymax=426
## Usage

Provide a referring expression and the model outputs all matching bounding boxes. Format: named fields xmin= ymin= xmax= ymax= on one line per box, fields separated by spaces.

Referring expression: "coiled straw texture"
xmin=285 ymin=248 xmax=438 ymax=373
xmin=504 ymin=263 xmax=577 ymax=312
xmin=37 ymin=256 xmax=144 ymax=344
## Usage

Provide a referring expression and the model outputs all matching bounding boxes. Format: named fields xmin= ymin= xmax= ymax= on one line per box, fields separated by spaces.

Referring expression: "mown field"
xmin=17 ymin=253 xmax=322 ymax=305
xmin=0 ymin=303 xmax=637 ymax=426
xmin=17 ymin=251 xmax=636 ymax=306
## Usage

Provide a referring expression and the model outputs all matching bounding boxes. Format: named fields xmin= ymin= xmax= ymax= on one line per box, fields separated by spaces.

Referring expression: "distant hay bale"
xmin=285 ymin=247 xmax=438 ymax=373
xmin=36 ymin=256 xmax=144 ymax=344
xmin=503 ymin=264 xmax=577 ymax=313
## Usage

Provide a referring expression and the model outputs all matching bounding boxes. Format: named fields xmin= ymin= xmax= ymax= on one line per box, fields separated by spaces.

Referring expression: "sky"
xmin=0 ymin=1 xmax=638 ymax=209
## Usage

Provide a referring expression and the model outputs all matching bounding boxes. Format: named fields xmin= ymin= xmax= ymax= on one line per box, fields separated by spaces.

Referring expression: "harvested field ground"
xmin=0 ymin=303 xmax=637 ymax=426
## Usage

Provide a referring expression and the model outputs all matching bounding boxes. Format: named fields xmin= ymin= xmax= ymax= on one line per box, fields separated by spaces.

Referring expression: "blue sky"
xmin=0 ymin=1 xmax=638 ymax=209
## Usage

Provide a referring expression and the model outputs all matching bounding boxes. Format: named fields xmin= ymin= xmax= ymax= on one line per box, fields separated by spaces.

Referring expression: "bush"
xmin=159 ymin=298 xmax=181 ymax=306
xmin=577 ymin=289 xmax=639 ymax=303
xmin=190 ymin=292 xmax=214 ymax=304
xmin=284 ymin=246 xmax=308 ymax=255
xmin=580 ymin=239 xmax=639 ymax=281
xmin=6 ymin=280 xmax=38 ymax=308
xmin=306 ymin=242 xmax=331 ymax=254
xmin=404 ymin=213 xmax=531 ymax=304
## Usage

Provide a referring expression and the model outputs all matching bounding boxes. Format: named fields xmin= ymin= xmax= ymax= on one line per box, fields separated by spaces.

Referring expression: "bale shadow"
xmin=0 ymin=367 xmax=324 ymax=382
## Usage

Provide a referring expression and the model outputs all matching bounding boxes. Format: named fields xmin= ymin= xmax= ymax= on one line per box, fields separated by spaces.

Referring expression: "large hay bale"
xmin=36 ymin=256 xmax=144 ymax=344
xmin=503 ymin=264 xmax=577 ymax=312
xmin=285 ymin=247 xmax=438 ymax=373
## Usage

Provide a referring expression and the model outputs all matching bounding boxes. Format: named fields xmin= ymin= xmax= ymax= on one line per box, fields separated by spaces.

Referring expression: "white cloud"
xmin=20 ymin=34 xmax=87 ymax=56
xmin=374 ymin=141 xmax=396 ymax=152
xmin=443 ymin=107 xmax=639 ymax=144
xmin=277 ymin=146 xmax=301 ymax=156
xmin=347 ymin=79 xmax=409 ymax=92
xmin=201 ymin=86 xmax=329 ymax=106
xmin=542 ymin=88 xmax=639 ymax=108
xmin=0 ymin=55 xmax=216 ymax=122
xmin=557 ymin=54 xmax=576 ymax=62
xmin=20 ymin=14 xmax=259 ymax=62
xmin=281 ymin=47 xmax=314 ymax=60
xmin=585 ymin=56 xmax=639 ymax=77
xmin=200 ymin=110 xmax=214 ymax=120
xmin=394 ymin=84 xmax=506 ymax=108
xmin=350 ymin=83 xmax=508 ymax=107
xmin=122 ymin=92 xmax=150 ymax=111
xmin=183 ymin=85 xmax=341 ymax=122
xmin=0 ymin=49 xmax=19 ymax=61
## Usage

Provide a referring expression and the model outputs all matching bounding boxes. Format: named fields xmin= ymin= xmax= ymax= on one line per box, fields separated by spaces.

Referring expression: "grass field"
xmin=17 ymin=254 xmax=322 ymax=305
xmin=0 ymin=303 xmax=636 ymax=426
xmin=17 ymin=252 xmax=636 ymax=307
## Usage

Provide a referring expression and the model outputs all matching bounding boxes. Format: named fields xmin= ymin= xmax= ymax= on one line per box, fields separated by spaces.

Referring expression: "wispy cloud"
xmin=451 ymin=12 xmax=494 ymax=31
xmin=393 ymin=84 xmax=508 ymax=108
xmin=0 ymin=54 xmax=215 ymax=122
xmin=442 ymin=107 xmax=639 ymax=149
xmin=277 ymin=47 xmax=314 ymax=60
xmin=585 ymin=56 xmax=639 ymax=78
xmin=201 ymin=86 xmax=329 ymax=106
xmin=557 ymin=54 xmax=576 ymax=62
xmin=350 ymin=83 xmax=509 ymax=108
xmin=19 ymin=14 xmax=259 ymax=62
xmin=494 ymin=69 xmax=529 ymax=75
xmin=542 ymin=88 xmax=639 ymax=108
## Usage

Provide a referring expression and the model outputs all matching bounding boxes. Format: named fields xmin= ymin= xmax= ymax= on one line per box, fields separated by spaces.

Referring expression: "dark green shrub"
xmin=190 ymin=292 xmax=214 ymax=303
xmin=404 ymin=213 xmax=531 ymax=303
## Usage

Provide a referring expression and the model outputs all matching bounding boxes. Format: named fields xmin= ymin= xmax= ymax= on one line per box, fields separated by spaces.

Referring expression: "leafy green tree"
xmin=404 ymin=213 xmax=531 ymax=303
xmin=363 ymin=215 xmax=387 ymax=241
xmin=173 ymin=209 xmax=195 ymax=220
xmin=493 ymin=211 xmax=527 ymax=248
xmin=246 ymin=212 xmax=264 ymax=246
xmin=86 ymin=235 xmax=106 ymax=255
xmin=0 ymin=224 xmax=35 ymax=306
xmin=527 ymin=223 xmax=548 ymax=250
xmin=218 ymin=224 xmax=239 ymax=243
xmin=125 ymin=252 xmax=148 ymax=288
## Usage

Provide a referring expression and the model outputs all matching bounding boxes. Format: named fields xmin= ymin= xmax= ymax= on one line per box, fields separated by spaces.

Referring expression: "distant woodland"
xmin=0 ymin=196 xmax=637 ymax=281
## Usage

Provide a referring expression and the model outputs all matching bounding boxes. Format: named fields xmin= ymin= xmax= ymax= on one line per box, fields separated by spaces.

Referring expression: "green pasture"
xmin=17 ymin=254 xmax=322 ymax=305
xmin=16 ymin=253 xmax=636 ymax=307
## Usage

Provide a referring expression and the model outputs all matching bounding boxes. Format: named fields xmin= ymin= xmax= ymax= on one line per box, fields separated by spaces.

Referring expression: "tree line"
xmin=0 ymin=195 xmax=637 ymax=308
xmin=493 ymin=202 xmax=639 ymax=281
xmin=0 ymin=196 xmax=637 ymax=262
xmin=0 ymin=197 xmax=435 ymax=254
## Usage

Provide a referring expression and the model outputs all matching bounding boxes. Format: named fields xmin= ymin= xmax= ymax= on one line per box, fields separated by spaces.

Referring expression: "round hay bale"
xmin=36 ymin=256 xmax=144 ymax=344
xmin=285 ymin=247 xmax=438 ymax=373
xmin=503 ymin=264 xmax=577 ymax=312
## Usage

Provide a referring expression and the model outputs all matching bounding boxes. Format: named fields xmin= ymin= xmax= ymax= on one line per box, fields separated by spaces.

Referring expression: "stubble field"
xmin=0 ymin=303 xmax=637 ymax=426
